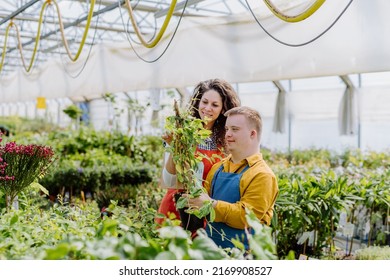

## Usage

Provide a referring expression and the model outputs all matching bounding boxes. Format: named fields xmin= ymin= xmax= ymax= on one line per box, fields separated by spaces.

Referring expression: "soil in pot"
xmin=174 ymin=192 xmax=205 ymax=232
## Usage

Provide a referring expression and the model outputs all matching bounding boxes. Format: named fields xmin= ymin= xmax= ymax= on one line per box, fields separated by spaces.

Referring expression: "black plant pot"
xmin=174 ymin=192 xmax=205 ymax=232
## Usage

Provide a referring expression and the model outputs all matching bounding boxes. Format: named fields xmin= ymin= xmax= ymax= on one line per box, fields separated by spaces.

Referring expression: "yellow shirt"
xmin=205 ymin=153 xmax=278 ymax=228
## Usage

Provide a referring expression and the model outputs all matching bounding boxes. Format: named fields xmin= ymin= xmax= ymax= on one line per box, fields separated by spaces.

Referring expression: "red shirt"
xmin=156 ymin=140 xmax=224 ymax=225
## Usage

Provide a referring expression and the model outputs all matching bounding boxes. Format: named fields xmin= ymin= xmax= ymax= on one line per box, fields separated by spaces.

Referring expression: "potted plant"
xmin=165 ymin=100 xmax=215 ymax=231
xmin=0 ymin=136 xmax=55 ymax=211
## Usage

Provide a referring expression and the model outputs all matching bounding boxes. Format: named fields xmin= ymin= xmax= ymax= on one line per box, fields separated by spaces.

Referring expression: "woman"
xmin=156 ymin=78 xmax=241 ymax=228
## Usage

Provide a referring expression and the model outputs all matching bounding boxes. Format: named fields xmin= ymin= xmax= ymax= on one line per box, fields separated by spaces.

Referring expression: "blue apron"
xmin=206 ymin=164 xmax=251 ymax=250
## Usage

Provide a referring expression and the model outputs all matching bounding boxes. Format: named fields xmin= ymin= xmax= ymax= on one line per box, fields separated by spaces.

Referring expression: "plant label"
xmin=339 ymin=212 xmax=347 ymax=227
xmin=343 ymin=222 xmax=354 ymax=237
xmin=364 ymin=220 xmax=370 ymax=235
xmin=299 ymin=254 xmax=308 ymax=260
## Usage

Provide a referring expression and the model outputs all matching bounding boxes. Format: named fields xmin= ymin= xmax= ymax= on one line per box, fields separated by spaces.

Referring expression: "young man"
xmin=187 ymin=106 xmax=279 ymax=249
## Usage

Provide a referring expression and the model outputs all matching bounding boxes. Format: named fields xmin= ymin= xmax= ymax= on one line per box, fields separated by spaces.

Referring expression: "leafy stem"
xmin=164 ymin=100 xmax=214 ymax=219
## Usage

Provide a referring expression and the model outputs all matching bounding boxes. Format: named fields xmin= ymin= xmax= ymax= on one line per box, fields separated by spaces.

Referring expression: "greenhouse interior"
xmin=0 ymin=0 xmax=389 ymax=262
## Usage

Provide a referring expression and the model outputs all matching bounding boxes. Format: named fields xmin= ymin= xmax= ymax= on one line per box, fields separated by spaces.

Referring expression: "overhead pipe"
xmin=6 ymin=0 xmax=164 ymax=54
xmin=6 ymin=0 xmax=123 ymax=54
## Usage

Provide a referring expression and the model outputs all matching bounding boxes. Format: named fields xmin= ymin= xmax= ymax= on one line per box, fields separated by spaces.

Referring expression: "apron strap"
xmin=216 ymin=162 xmax=250 ymax=175
xmin=211 ymin=163 xmax=250 ymax=197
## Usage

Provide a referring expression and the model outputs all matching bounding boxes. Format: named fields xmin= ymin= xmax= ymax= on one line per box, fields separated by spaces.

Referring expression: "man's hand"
xmin=183 ymin=192 xmax=213 ymax=208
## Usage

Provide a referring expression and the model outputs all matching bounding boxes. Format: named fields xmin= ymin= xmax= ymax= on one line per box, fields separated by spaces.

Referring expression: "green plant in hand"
xmin=164 ymin=100 xmax=214 ymax=220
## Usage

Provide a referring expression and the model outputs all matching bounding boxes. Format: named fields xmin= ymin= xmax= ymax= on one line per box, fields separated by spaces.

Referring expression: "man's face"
xmin=224 ymin=114 xmax=253 ymax=154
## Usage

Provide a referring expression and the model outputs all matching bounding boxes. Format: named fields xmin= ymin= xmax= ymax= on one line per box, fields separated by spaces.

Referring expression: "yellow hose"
xmin=0 ymin=0 xmax=95 ymax=74
xmin=124 ymin=0 xmax=177 ymax=48
xmin=263 ymin=0 xmax=326 ymax=23
xmin=0 ymin=22 xmax=13 ymax=74
xmin=51 ymin=0 xmax=95 ymax=62
xmin=16 ymin=0 xmax=49 ymax=73
xmin=0 ymin=4 xmax=47 ymax=74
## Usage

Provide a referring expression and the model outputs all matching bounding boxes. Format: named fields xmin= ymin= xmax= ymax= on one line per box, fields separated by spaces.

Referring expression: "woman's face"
xmin=198 ymin=89 xmax=223 ymax=129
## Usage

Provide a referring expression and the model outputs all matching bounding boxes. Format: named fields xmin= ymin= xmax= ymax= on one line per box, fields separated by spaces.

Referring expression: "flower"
xmin=0 ymin=136 xmax=55 ymax=210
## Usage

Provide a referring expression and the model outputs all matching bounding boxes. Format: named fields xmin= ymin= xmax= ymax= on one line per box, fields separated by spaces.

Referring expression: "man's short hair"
xmin=224 ymin=106 xmax=262 ymax=141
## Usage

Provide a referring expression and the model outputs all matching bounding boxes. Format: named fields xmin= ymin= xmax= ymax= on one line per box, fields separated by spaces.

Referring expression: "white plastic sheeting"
xmin=1 ymin=0 xmax=390 ymax=103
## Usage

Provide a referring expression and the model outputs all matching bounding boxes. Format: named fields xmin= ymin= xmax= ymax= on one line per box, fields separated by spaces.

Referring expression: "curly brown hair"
xmin=188 ymin=78 xmax=241 ymax=148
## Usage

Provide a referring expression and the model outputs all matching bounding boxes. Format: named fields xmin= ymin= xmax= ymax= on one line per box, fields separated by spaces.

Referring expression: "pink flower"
xmin=0 ymin=140 xmax=55 ymax=210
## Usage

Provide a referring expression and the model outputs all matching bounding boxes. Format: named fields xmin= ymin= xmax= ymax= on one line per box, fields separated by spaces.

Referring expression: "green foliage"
xmin=0 ymin=116 xmax=59 ymax=135
xmin=164 ymin=100 xmax=213 ymax=219
xmin=0 ymin=195 xmax=100 ymax=259
xmin=1 ymin=115 xmax=390 ymax=260
xmin=62 ymin=105 xmax=83 ymax=120
xmin=1 ymin=155 xmax=389 ymax=260
xmin=0 ymin=193 xmax=228 ymax=260
xmin=245 ymin=209 xmax=277 ymax=260
xmin=0 ymin=190 xmax=281 ymax=260
xmin=40 ymin=164 xmax=154 ymax=207
xmin=272 ymin=166 xmax=389 ymax=259
xmin=5 ymin=124 xmax=164 ymax=212
xmin=94 ymin=184 xmax=146 ymax=210
xmin=165 ymin=101 xmax=210 ymax=190
xmin=45 ymin=127 xmax=164 ymax=166
xmin=43 ymin=226 xmax=228 ymax=260
xmin=355 ymin=246 xmax=390 ymax=260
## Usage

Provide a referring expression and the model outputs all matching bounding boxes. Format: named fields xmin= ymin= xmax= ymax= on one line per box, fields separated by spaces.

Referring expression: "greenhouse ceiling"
xmin=0 ymin=0 xmax=252 ymax=75
xmin=1 ymin=0 xmax=390 ymax=103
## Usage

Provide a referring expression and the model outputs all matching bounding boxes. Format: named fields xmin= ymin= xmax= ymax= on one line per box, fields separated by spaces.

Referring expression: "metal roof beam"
xmin=0 ymin=0 xmax=40 ymax=26
xmin=0 ymin=14 xmax=131 ymax=34
xmin=155 ymin=0 xmax=206 ymax=18
xmin=75 ymin=0 xmax=160 ymax=13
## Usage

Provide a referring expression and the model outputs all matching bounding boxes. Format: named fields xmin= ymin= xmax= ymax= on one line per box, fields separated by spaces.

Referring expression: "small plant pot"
xmin=174 ymin=192 xmax=205 ymax=232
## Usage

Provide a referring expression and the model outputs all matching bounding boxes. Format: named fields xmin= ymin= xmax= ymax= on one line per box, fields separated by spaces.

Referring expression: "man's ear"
xmin=250 ymin=130 xmax=256 ymax=138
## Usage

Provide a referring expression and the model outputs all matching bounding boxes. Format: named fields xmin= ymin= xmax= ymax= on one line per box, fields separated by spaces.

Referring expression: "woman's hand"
xmin=162 ymin=132 xmax=173 ymax=146
xmin=162 ymin=132 xmax=176 ymax=174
